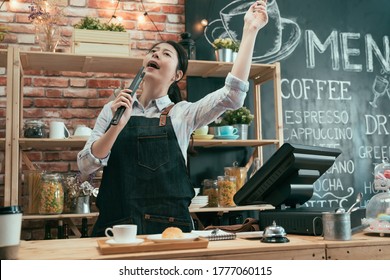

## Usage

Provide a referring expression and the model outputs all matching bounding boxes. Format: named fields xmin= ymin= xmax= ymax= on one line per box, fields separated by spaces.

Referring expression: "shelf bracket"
xmin=81 ymin=56 xmax=94 ymax=72
xmin=21 ymin=151 xmax=36 ymax=170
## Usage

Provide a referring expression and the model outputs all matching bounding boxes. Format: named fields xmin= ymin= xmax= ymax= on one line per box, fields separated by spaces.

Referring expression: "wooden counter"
xmin=18 ymin=232 xmax=390 ymax=260
xmin=18 ymin=234 xmax=325 ymax=260
xmin=323 ymin=233 xmax=390 ymax=260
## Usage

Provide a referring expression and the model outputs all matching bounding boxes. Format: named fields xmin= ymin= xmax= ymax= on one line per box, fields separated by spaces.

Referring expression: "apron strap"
xmin=159 ymin=104 xmax=175 ymax=126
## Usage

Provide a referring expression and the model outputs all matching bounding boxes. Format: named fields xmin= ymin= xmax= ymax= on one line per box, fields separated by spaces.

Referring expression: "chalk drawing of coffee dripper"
xmin=204 ymin=0 xmax=301 ymax=64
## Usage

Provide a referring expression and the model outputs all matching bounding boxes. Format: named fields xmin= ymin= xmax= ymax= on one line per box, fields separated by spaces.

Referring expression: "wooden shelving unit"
xmin=1 ymin=47 xmax=15 ymax=206
xmin=6 ymin=49 xmax=283 ymax=219
xmin=0 ymin=50 xmax=6 ymax=151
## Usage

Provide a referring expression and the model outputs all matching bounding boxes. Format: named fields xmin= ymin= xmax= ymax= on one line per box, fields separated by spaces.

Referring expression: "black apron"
xmin=92 ymin=106 xmax=195 ymax=236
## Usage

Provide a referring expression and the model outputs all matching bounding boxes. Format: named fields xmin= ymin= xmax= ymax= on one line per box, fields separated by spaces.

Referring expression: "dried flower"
xmin=65 ymin=172 xmax=98 ymax=199
xmin=28 ymin=0 xmax=65 ymax=52
xmin=28 ymin=0 xmax=64 ymax=26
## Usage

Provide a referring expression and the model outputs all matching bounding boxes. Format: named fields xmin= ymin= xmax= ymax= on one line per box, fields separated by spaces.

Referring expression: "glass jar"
xmin=24 ymin=120 xmax=47 ymax=138
xmin=250 ymin=158 xmax=261 ymax=178
xmin=202 ymin=179 xmax=218 ymax=207
xmin=24 ymin=170 xmax=45 ymax=214
xmin=362 ymin=158 xmax=390 ymax=236
xmin=373 ymin=158 xmax=390 ymax=191
xmin=217 ymin=175 xmax=237 ymax=207
xmin=224 ymin=162 xmax=247 ymax=191
xmin=39 ymin=173 xmax=64 ymax=214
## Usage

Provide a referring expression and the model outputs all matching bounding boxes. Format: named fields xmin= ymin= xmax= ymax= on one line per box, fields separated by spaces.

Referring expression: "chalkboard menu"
xmin=185 ymin=0 xmax=390 ymax=209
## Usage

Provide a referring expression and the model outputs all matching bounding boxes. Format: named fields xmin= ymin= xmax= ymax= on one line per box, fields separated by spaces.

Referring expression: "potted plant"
xmin=72 ymin=16 xmax=131 ymax=56
xmin=63 ymin=172 xmax=98 ymax=214
xmin=212 ymin=37 xmax=239 ymax=62
xmin=0 ymin=24 xmax=8 ymax=42
xmin=220 ymin=106 xmax=254 ymax=140
xmin=231 ymin=40 xmax=240 ymax=62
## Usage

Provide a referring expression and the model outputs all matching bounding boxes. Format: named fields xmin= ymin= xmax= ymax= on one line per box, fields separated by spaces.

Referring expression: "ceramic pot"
xmin=215 ymin=48 xmax=233 ymax=62
xmin=76 ymin=196 xmax=90 ymax=214
xmin=233 ymin=124 xmax=249 ymax=140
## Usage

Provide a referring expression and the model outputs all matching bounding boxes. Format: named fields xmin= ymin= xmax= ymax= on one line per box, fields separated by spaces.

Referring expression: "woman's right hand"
xmin=111 ymin=89 xmax=134 ymax=127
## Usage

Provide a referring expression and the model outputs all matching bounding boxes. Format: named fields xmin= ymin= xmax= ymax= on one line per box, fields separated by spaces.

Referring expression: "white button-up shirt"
xmin=77 ymin=73 xmax=249 ymax=175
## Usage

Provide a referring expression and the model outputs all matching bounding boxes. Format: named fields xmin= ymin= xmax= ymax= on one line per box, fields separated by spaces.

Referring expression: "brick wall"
xmin=0 ymin=0 xmax=186 ymax=239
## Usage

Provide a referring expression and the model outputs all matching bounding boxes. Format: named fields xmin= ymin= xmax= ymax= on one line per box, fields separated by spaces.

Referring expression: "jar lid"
xmin=24 ymin=120 xmax=45 ymax=126
xmin=43 ymin=173 xmax=62 ymax=180
xmin=0 ymin=205 xmax=23 ymax=215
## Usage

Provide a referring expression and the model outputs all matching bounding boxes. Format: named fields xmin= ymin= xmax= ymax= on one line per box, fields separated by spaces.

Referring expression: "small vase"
xmin=35 ymin=24 xmax=60 ymax=52
xmin=233 ymin=124 xmax=249 ymax=140
xmin=75 ymin=195 xmax=90 ymax=214
xmin=215 ymin=48 xmax=233 ymax=62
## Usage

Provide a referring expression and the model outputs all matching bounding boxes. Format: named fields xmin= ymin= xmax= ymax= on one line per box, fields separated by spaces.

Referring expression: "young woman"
xmin=78 ymin=0 xmax=269 ymax=236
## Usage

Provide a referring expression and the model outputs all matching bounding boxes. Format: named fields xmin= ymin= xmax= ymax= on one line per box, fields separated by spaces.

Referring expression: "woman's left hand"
xmin=244 ymin=0 xmax=269 ymax=32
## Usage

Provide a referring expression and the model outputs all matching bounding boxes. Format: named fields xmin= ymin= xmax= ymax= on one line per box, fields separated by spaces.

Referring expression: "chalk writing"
xmin=306 ymin=30 xmax=389 ymax=73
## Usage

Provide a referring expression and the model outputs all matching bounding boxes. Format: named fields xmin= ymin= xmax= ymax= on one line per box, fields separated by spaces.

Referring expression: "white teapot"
xmin=74 ymin=125 xmax=92 ymax=137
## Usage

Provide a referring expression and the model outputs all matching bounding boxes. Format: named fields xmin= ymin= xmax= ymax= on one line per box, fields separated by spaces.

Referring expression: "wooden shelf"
xmin=23 ymin=212 xmax=99 ymax=220
xmin=19 ymin=138 xmax=88 ymax=149
xmin=19 ymin=138 xmax=279 ymax=149
xmin=21 ymin=205 xmax=274 ymax=219
xmin=19 ymin=51 xmax=276 ymax=82
xmin=189 ymin=204 xmax=274 ymax=213
xmin=193 ymin=139 xmax=279 ymax=147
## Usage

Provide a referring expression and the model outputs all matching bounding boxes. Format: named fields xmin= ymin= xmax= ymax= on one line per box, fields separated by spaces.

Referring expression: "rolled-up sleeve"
xmin=177 ymin=72 xmax=249 ymax=130
xmin=77 ymin=103 xmax=112 ymax=175
xmin=225 ymin=72 xmax=250 ymax=93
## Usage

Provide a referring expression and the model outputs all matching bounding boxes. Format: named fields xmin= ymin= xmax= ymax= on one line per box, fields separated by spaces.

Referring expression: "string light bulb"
xmin=137 ymin=13 xmax=146 ymax=22
xmin=200 ymin=19 xmax=208 ymax=27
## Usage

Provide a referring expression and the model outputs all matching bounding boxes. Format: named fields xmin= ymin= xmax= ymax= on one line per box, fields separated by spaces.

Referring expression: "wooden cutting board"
xmin=97 ymin=238 xmax=209 ymax=255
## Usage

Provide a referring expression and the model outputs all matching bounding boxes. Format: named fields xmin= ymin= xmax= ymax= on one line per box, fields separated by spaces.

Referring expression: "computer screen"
xmin=233 ymin=143 xmax=342 ymax=207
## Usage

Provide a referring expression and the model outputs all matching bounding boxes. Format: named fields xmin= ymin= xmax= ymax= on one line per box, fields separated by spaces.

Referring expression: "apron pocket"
xmin=142 ymin=213 xmax=192 ymax=234
xmin=138 ymin=134 xmax=169 ymax=171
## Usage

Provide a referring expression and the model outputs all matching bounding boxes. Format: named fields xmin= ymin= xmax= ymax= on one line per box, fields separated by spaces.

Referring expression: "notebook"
xmin=191 ymin=229 xmax=236 ymax=241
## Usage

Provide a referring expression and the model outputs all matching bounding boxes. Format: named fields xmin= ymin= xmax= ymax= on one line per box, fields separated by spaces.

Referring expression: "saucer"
xmin=193 ymin=134 xmax=214 ymax=140
xmin=105 ymin=238 xmax=144 ymax=246
xmin=215 ymin=135 xmax=239 ymax=140
xmin=69 ymin=135 xmax=89 ymax=139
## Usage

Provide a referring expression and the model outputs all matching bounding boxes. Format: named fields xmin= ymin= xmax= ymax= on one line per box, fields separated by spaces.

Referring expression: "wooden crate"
xmin=72 ymin=29 xmax=131 ymax=56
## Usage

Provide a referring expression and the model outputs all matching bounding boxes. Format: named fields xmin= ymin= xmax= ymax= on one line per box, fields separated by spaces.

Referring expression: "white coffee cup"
xmin=0 ymin=206 xmax=23 ymax=259
xmin=105 ymin=224 xmax=137 ymax=243
xmin=74 ymin=125 xmax=92 ymax=137
xmin=49 ymin=121 xmax=70 ymax=139
xmin=194 ymin=125 xmax=209 ymax=135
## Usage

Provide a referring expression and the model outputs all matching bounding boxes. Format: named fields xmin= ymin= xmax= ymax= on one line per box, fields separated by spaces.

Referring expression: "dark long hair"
xmin=150 ymin=40 xmax=188 ymax=104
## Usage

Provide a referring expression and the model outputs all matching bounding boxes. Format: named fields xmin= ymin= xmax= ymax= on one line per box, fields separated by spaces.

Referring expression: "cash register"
xmin=234 ymin=143 xmax=364 ymax=235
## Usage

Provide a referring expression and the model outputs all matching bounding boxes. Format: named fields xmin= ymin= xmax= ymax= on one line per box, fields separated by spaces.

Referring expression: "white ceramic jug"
xmin=74 ymin=125 xmax=92 ymax=137
xmin=49 ymin=121 xmax=69 ymax=139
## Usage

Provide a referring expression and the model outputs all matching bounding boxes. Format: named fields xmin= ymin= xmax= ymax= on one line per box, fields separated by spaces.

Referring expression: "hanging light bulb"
xmin=200 ymin=19 xmax=208 ymax=27
xmin=137 ymin=12 xmax=146 ymax=23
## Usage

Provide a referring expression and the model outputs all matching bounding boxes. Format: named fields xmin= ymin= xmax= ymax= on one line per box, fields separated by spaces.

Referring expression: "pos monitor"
xmin=233 ymin=143 xmax=342 ymax=208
